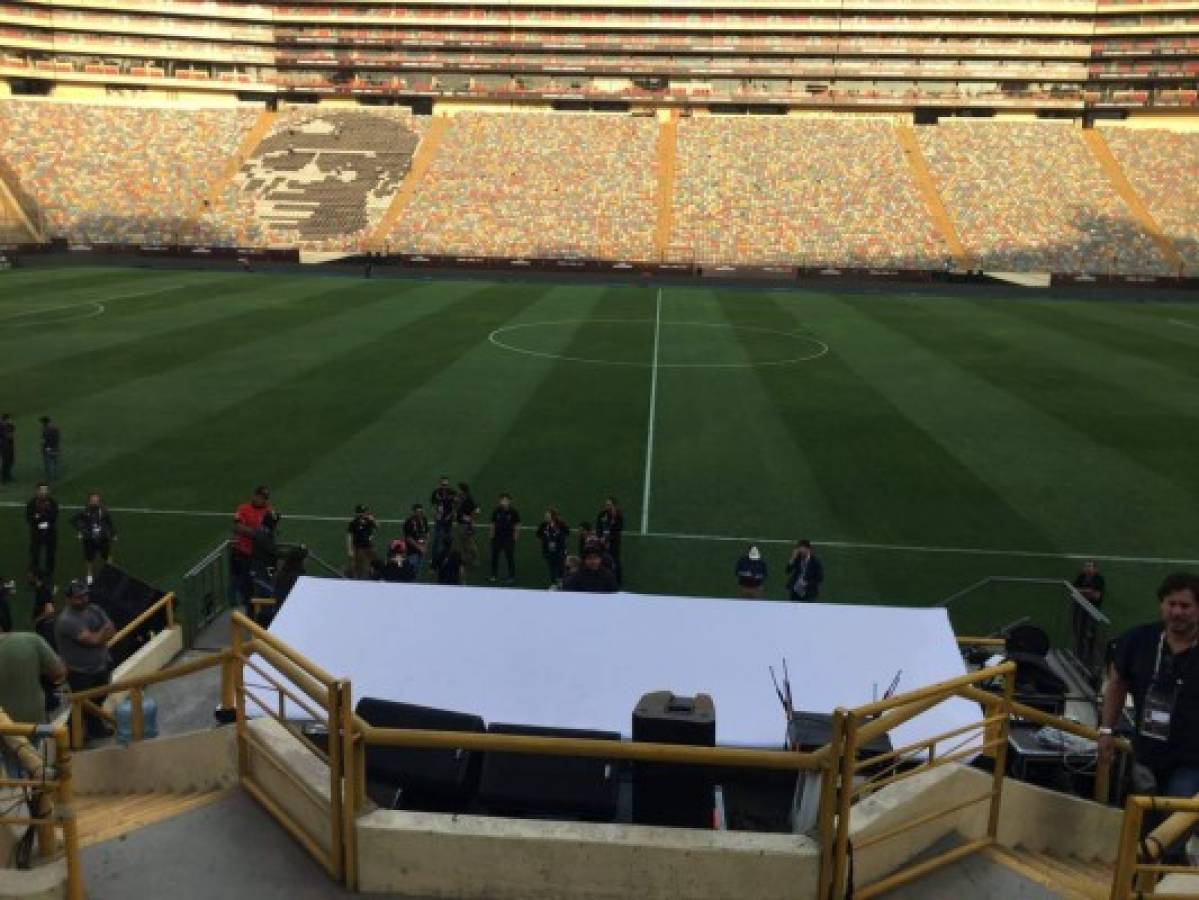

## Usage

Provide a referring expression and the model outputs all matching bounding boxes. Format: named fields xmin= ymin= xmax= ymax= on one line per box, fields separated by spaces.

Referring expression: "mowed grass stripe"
xmin=2 ymin=277 xmax=431 ymax=417
xmin=1 ymin=266 xmax=189 ymax=299
xmin=466 ymin=285 xmax=654 ymax=532
xmin=969 ymin=296 xmax=1199 ymax=392
xmin=279 ymin=283 xmax=622 ymax=513
xmin=939 ymin=298 xmax=1199 ymax=501
xmin=0 ymin=272 xmax=310 ymax=375
xmin=57 ymin=281 xmax=555 ymax=507
xmin=29 ymin=280 xmax=488 ymax=501
xmin=756 ymin=291 xmax=1060 ymax=553
xmin=648 ymin=288 xmax=841 ymax=540
xmin=838 ymin=295 xmax=1189 ymax=555
xmin=864 ymin=296 xmax=1199 ymax=502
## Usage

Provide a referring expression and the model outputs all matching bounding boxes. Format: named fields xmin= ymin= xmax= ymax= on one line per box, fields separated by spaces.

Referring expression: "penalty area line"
xmin=0 ymin=501 xmax=1194 ymax=566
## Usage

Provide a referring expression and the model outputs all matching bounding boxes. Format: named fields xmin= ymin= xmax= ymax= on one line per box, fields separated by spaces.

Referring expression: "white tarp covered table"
xmin=258 ymin=577 xmax=979 ymax=751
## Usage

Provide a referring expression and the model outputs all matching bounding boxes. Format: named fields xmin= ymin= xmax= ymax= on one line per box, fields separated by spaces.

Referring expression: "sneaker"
xmin=489 ymin=576 xmax=498 ymax=583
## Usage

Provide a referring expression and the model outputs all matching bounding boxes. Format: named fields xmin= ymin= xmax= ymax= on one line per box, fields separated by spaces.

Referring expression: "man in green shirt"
xmin=0 ymin=601 xmax=65 ymax=725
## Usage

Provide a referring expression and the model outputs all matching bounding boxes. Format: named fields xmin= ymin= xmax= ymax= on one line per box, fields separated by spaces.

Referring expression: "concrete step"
xmin=75 ymin=788 xmax=230 ymax=848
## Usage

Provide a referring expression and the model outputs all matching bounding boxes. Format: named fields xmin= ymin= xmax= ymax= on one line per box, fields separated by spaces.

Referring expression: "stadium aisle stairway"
xmin=878 ymin=844 xmax=1113 ymax=899
xmin=368 ymin=115 xmax=451 ymax=249
xmin=1080 ymin=129 xmax=1184 ymax=275
xmin=75 ymin=789 xmax=230 ymax=848
xmin=896 ymin=125 xmax=973 ymax=271
xmin=654 ymin=114 xmax=679 ymax=261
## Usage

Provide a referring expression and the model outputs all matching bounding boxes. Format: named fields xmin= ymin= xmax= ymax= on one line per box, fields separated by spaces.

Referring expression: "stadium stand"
xmin=1099 ymin=127 xmax=1199 ymax=275
xmin=386 ymin=112 xmax=657 ymax=261
xmin=916 ymin=121 xmax=1172 ymax=275
xmin=0 ymin=100 xmax=257 ymax=245
xmin=667 ymin=116 xmax=949 ymax=269
xmin=191 ymin=107 xmax=427 ymax=251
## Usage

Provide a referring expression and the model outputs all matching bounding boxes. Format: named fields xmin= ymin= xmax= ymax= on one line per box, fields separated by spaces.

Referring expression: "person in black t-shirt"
xmin=563 ymin=545 xmax=618 ymax=594
xmin=25 ymin=482 xmax=59 ymax=576
xmin=70 ymin=492 xmax=117 ymax=584
xmin=345 ymin=504 xmax=378 ymax=580
xmin=40 ymin=416 xmax=61 ymax=482
xmin=489 ymin=494 xmax=521 ymax=584
xmin=454 ymin=482 xmax=479 ymax=569
xmin=1072 ymin=560 xmax=1107 ymax=667
xmin=402 ymin=503 xmax=430 ymax=578
xmin=0 ymin=412 xmax=14 ymax=483
xmin=430 ymin=477 xmax=457 ymax=569
xmin=536 ymin=506 xmax=570 ymax=587
xmin=595 ymin=497 xmax=624 ymax=586
xmin=1101 ymin=572 xmax=1199 ymax=800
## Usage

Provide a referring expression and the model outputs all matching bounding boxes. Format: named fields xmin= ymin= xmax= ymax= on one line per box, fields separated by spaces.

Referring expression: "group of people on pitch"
xmin=227 ymin=481 xmax=627 ymax=605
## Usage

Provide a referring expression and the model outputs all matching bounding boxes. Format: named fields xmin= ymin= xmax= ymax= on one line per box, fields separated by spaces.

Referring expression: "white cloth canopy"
xmin=260 ymin=577 xmax=978 ymax=751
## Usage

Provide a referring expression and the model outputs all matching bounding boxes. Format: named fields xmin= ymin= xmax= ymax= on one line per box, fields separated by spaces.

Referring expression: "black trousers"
xmin=491 ymin=540 xmax=516 ymax=579
xmin=544 ymin=551 xmax=565 ymax=584
xmin=230 ymin=551 xmax=254 ymax=607
xmin=30 ymin=533 xmax=56 ymax=576
xmin=67 ymin=667 xmax=111 ymax=737
xmin=0 ymin=442 xmax=12 ymax=482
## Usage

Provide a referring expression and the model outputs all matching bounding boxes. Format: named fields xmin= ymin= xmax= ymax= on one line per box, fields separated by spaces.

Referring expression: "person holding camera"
xmin=1100 ymin=573 xmax=1199 ymax=803
xmin=346 ymin=504 xmax=378 ymax=580
xmin=785 ymin=539 xmax=824 ymax=602
xmin=25 ymin=482 xmax=59 ymax=577
xmin=71 ymin=491 xmax=117 ymax=584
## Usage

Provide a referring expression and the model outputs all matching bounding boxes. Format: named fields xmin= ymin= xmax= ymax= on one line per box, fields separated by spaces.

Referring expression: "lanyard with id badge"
xmin=1142 ymin=633 xmax=1195 ymax=742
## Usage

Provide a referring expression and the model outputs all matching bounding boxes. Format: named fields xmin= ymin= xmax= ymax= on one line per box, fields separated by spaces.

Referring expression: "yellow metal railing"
xmin=106 ymin=591 xmax=177 ymax=654
xmin=1111 ymin=795 xmax=1199 ymax=898
xmin=0 ymin=714 xmax=81 ymax=900
xmin=54 ymin=610 xmax=1143 ymax=899
xmin=67 ymin=650 xmax=227 ymax=750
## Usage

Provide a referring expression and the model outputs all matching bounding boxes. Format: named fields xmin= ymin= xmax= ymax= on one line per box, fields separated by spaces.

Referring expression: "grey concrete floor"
xmin=81 ymin=789 xmax=399 ymax=900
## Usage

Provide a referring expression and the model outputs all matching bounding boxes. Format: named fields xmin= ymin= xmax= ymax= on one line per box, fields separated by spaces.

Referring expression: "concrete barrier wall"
xmin=848 ymin=763 xmax=1127 ymax=889
xmin=0 ymin=858 xmax=65 ymax=900
xmin=72 ymin=725 xmax=236 ymax=795
xmin=357 ymin=810 xmax=819 ymax=899
xmin=244 ymin=716 xmax=335 ymax=862
xmin=103 ymin=627 xmax=185 ymax=714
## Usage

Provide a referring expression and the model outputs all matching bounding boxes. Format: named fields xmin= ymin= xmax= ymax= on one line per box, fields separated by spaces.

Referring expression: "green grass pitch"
xmin=2 ymin=265 xmax=1197 ymax=641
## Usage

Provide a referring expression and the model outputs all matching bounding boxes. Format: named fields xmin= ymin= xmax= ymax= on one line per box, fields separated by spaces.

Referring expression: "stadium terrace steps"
xmin=982 ymin=846 xmax=1113 ymax=900
xmin=916 ymin=121 xmax=1172 ymax=277
xmin=0 ymin=166 xmax=40 ymax=243
xmin=189 ymin=108 xmax=278 ymax=223
xmin=1081 ymin=128 xmax=1185 ymax=276
xmin=654 ymin=114 xmax=679 ymax=262
xmin=75 ymin=788 xmax=230 ymax=849
xmin=896 ymin=125 xmax=973 ymax=271
xmin=367 ymin=114 xmax=450 ymax=250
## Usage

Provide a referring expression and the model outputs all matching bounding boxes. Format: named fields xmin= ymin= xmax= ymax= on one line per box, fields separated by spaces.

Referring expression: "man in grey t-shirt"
xmin=55 ymin=580 xmax=114 ymax=738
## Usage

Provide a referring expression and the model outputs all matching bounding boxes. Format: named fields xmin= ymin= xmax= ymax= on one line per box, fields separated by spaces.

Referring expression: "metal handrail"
xmin=1111 ymin=794 xmax=1199 ymax=898
xmin=360 ymin=722 xmax=827 ymax=771
xmin=106 ymin=592 xmax=177 ymax=651
xmin=0 ymin=714 xmax=81 ymax=900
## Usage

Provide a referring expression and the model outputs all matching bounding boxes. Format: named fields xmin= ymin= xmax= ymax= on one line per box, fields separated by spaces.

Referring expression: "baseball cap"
xmin=65 ymin=579 xmax=89 ymax=598
xmin=253 ymin=485 xmax=270 ymax=499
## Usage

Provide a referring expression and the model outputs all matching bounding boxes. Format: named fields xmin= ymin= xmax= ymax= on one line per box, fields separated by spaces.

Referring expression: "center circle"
xmin=488 ymin=319 xmax=829 ymax=369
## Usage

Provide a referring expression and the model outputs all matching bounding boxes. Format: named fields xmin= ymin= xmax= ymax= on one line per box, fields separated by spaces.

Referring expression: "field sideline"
xmin=2 ymin=265 xmax=1198 ymax=638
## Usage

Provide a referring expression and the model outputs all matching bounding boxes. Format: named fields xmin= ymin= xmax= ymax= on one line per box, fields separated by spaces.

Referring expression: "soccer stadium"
xmin=0 ymin=1 xmax=1198 ymax=898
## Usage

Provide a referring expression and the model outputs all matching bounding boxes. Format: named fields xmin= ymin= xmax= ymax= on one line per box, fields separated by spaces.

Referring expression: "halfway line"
xmin=640 ymin=287 xmax=662 ymax=534
xmin=1 ymin=501 xmax=1193 ymax=566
